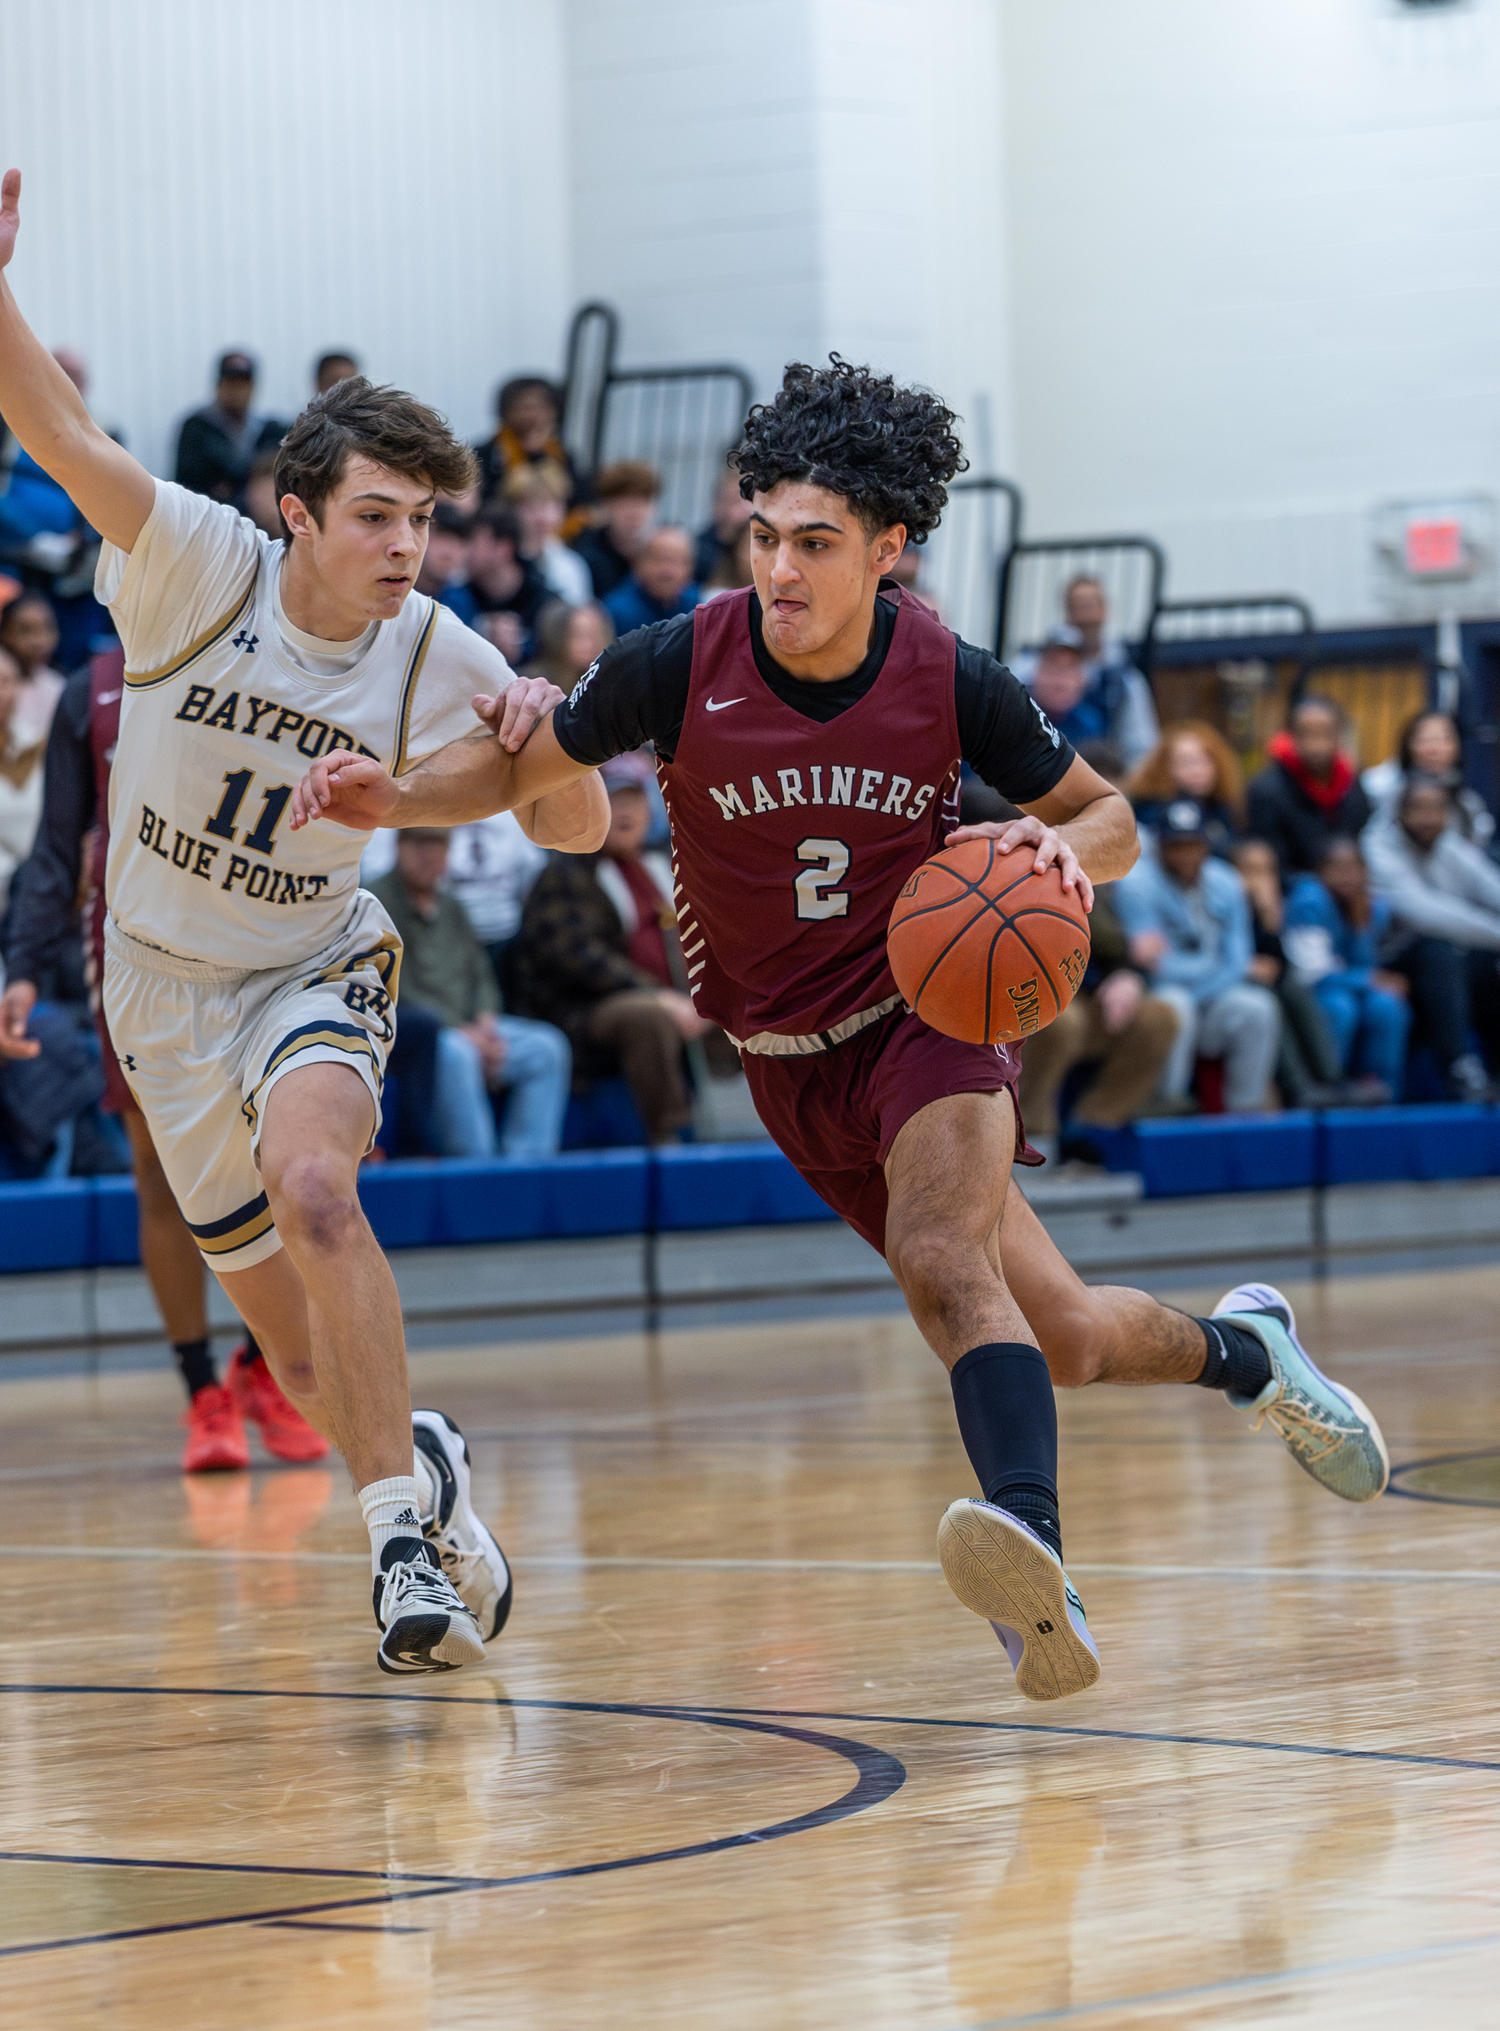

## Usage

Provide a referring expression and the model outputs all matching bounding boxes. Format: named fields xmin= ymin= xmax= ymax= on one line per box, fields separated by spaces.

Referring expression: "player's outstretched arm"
xmin=0 ymin=170 xmax=155 ymax=552
xmin=470 ymin=687 xmax=609 ymax=851
xmin=949 ymin=754 xmax=1139 ymax=912
xmin=290 ymin=706 xmax=606 ymax=847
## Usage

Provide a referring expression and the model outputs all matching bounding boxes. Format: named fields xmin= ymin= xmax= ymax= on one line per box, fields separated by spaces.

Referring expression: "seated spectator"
xmin=1016 ymin=577 xmax=1159 ymax=767
xmin=694 ymin=459 xmax=753 ymax=585
xmin=1362 ymin=710 xmax=1495 ymax=853
xmin=604 ymin=525 xmax=699 ymax=635
xmin=1247 ymin=696 xmax=1371 ymax=878
xmin=571 ymin=461 xmax=660 ymax=599
xmin=0 ymin=590 xmax=65 ymax=751
xmin=1129 ymin=720 xmax=1244 ymax=858
xmin=242 ymin=449 xmax=284 ymax=540
xmin=1282 ymin=840 xmax=1410 ymax=1101
xmin=314 ymin=350 xmax=360 ymax=395
xmin=362 ymin=810 xmax=548 ymax=991
xmin=1017 ymin=884 xmax=1180 ymax=1166
xmin=524 ymin=599 xmax=615 ymax=689
xmin=413 ymin=500 xmax=478 ymax=622
xmin=473 ymin=375 xmax=586 ymax=527
xmin=1115 ymin=799 xmax=1281 ymax=1113
xmin=173 ymin=350 xmax=285 ymax=506
xmin=1231 ymin=839 xmax=1347 ymax=1107
xmin=514 ymin=753 xmax=713 ymax=1143
xmin=1364 ymin=777 xmax=1500 ymax=1100
xmin=0 ymin=645 xmax=45 ymax=914
xmin=504 ymin=464 xmax=593 ymax=606
xmin=370 ymin=829 xmax=571 ymax=1159
xmin=700 ymin=519 xmax=754 ymax=598
xmin=467 ymin=505 xmax=552 ymax=665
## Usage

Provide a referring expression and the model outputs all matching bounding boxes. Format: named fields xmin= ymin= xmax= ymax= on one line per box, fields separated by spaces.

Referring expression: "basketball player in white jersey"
xmin=0 ymin=168 xmax=609 ymax=1674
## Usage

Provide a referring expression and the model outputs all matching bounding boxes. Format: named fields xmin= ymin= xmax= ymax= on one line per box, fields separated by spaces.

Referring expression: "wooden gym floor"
xmin=0 ymin=1265 xmax=1498 ymax=2028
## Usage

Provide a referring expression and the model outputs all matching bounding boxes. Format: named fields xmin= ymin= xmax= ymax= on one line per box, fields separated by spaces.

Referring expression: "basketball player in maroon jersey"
xmin=292 ymin=360 xmax=1389 ymax=1701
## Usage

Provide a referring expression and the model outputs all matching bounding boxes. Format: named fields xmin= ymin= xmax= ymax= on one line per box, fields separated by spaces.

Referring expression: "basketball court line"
xmin=2 ymin=1543 xmax=1500 ymax=1585
xmin=946 ymin=1926 xmax=1500 ymax=2027
xmin=0 ymin=1694 xmax=904 ymax=1958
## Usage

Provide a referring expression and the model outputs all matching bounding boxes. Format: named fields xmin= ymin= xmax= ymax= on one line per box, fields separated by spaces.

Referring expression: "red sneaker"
xmin=226 ymin=1344 xmax=331 ymax=1462
xmin=181 ymin=1384 xmax=251 ymax=1473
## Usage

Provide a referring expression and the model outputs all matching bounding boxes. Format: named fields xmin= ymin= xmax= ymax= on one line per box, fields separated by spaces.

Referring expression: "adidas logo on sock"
xmin=392 ymin=1509 xmax=421 ymax=1530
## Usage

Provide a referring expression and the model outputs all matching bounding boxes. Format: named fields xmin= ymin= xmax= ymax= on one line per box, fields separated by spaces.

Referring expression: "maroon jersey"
xmin=661 ymin=585 xmax=961 ymax=1046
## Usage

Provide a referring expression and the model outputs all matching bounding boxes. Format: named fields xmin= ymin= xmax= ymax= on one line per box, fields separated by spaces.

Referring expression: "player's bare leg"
xmin=122 ymin=1109 xmax=209 ymax=1346
xmin=994 ymin=1183 xmax=1387 ymax=1498
xmin=884 ymin=1089 xmax=1100 ymax=1700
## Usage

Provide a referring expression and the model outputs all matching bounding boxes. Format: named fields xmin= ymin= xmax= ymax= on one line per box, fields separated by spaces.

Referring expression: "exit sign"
xmin=1404 ymin=518 xmax=1465 ymax=577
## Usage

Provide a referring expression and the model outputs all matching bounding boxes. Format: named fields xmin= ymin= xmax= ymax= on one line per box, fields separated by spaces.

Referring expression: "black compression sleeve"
xmin=3 ymin=672 xmax=95 ymax=986
xmin=551 ymin=612 xmax=696 ymax=766
xmin=953 ymin=641 xmax=1076 ymax=805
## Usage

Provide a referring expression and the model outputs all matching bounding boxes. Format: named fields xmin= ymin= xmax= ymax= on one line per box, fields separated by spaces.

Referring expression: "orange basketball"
xmin=887 ymin=838 xmax=1091 ymax=1046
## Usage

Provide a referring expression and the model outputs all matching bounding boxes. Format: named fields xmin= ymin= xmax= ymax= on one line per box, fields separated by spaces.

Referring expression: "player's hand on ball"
xmin=471 ymin=676 xmax=565 ymax=754
xmin=289 ymin=750 xmax=398 ymax=833
xmin=0 ymin=170 xmax=20 ymax=271
xmin=946 ymin=816 xmax=1094 ymax=912
xmin=0 ymin=980 xmax=41 ymax=1060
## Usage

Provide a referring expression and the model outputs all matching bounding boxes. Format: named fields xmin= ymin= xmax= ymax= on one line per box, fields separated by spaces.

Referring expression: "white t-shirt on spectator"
xmin=97 ymin=479 xmax=514 ymax=971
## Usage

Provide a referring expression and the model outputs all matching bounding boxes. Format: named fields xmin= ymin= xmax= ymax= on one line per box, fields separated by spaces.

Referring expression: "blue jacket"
xmin=1282 ymin=874 xmax=1393 ymax=988
xmin=1114 ymin=852 xmax=1254 ymax=1006
xmin=604 ymin=577 xmax=699 ymax=635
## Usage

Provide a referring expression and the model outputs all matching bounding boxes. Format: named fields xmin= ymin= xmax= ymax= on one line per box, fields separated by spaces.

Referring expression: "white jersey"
xmin=99 ymin=481 xmax=513 ymax=971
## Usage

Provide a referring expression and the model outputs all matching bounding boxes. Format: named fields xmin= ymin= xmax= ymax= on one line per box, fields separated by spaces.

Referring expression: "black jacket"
xmin=1245 ymin=760 xmax=1371 ymax=878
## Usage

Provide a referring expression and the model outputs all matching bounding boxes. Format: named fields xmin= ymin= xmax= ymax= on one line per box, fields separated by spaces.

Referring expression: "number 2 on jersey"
xmin=204 ymin=768 xmax=293 ymax=856
xmin=795 ymin=837 xmax=851 ymax=920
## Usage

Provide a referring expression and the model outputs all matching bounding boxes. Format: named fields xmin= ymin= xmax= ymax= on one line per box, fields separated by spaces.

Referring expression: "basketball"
xmin=886 ymin=838 xmax=1091 ymax=1046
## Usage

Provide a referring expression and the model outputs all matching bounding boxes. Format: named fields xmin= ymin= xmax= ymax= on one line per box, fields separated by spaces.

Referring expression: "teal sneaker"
xmin=1212 ymin=1282 xmax=1389 ymax=1503
xmin=937 ymin=1499 xmax=1101 ymax=1701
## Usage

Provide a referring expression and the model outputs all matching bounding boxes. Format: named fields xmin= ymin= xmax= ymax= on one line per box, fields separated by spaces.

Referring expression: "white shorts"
xmin=102 ymin=891 xmax=401 ymax=1271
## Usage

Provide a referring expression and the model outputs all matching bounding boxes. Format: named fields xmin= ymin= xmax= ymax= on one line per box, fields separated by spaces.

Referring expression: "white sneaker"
xmin=938 ymin=1499 xmax=1101 ymax=1701
xmin=413 ymin=1409 xmax=514 ymax=1640
xmin=374 ymin=1542 xmax=486 ymax=1675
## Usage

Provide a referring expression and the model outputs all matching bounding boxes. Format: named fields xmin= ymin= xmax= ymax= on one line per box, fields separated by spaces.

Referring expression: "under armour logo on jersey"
xmin=705 ymin=696 xmax=747 ymax=712
xmin=233 ymin=630 xmax=259 ymax=654
xmin=118 ymin=1053 xmax=138 ymax=1071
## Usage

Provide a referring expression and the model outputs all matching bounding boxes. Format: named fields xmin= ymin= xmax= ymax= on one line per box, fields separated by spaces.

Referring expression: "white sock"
xmin=360 ymin=1475 xmax=424 ymax=1574
xmin=412 ymin=1447 xmax=439 ymax=1525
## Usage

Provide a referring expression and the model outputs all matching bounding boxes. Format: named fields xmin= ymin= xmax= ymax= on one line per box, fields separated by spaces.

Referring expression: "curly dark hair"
xmin=731 ymin=356 xmax=966 ymax=541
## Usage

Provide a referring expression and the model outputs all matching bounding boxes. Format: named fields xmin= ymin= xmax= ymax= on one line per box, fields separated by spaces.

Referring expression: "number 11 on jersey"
xmin=204 ymin=769 xmax=294 ymax=856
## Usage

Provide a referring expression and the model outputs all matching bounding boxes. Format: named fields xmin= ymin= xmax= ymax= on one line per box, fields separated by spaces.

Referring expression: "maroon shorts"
xmin=741 ymin=1008 xmax=1034 ymax=1255
xmin=87 ymin=892 xmax=135 ymax=1117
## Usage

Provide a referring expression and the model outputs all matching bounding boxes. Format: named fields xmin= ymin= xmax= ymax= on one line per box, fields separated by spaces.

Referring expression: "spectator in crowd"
xmin=604 ymin=525 xmax=699 ymax=635
xmin=362 ymin=810 xmax=548 ymax=1000
xmin=524 ymin=598 xmax=615 ymax=690
xmin=694 ymin=459 xmax=754 ymax=585
xmin=1247 ymin=695 xmax=1371 ymax=877
xmin=314 ymin=350 xmax=359 ymax=395
xmin=370 ymin=829 xmax=571 ymax=1159
xmin=1129 ymin=720 xmax=1244 ymax=858
xmin=515 ymin=752 xmax=713 ymax=1143
xmin=571 ymin=460 xmax=660 ymax=599
xmin=473 ymin=375 xmax=586 ymax=525
xmin=0 ymin=645 xmax=44 ymax=913
xmin=1115 ymin=799 xmax=1281 ymax=1113
xmin=1028 ymin=574 xmax=1160 ymax=768
xmin=242 ymin=448 xmax=284 ymax=541
xmin=1026 ymin=627 xmax=1090 ymax=736
xmin=467 ymin=504 xmax=552 ymax=665
xmin=1282 ymin=840 xmax=1410 ymax=1101
xmin=1363 ymin=709 xmax=1495 ymax=853
xmin=0 ymin=590 xmax=64 ymax=751
xmin=1231 ymin=838 xmax=1348 ymax=1108
xmin=1017 ymin=882 xmax=1180 ymax=1167
xmin=413 ymin=500 xmax=477 ymax=622
xmin=701 ymin=519 xmax=755 ymax=598
xmin=174 ymin=350 xmax=285 ymax=505
xmin=1364 ymin=777 xmax=1500 ymax=1100
xmin=504 ymin=464 xmax=593 ymax=606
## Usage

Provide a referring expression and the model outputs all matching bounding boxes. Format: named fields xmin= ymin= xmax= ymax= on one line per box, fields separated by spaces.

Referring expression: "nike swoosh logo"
xmin=705 ymin=696 xmax=747 ymax=712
